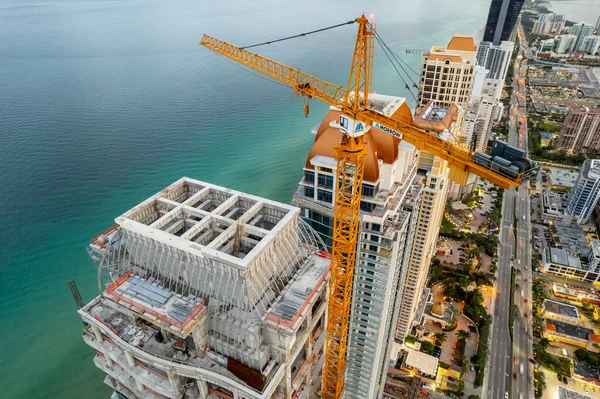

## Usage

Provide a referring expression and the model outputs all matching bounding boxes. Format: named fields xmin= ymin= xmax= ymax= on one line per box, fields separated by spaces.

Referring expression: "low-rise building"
xmin=403 ymin=349 xmax=439 ymax=379
xmin=573 ymin=362 xmax=600 ymax=389
xmin=543 ymin=299 xmax=580 ymax=324
xmin=541 ymin=189 xmax=565 ymax=224
xmin=552 ymin=284 xmax=600 ymax=306
xmin=543 ymin=319 xmax=594 ymax=348
xmin=542 ymin=242 xmax=600 ymax=283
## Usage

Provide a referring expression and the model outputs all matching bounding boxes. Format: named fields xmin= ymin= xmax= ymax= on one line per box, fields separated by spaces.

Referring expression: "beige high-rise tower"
xmin=417 ymin=35 xmax=477 ymax=109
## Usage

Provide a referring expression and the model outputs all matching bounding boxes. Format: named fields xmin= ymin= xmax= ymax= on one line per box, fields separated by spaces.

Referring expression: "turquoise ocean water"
xmin=1 ymin=0 xmax=509 ymax=397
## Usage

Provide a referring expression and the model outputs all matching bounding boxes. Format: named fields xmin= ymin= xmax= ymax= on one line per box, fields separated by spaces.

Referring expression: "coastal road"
xmin=511 ymin=30 xmax=534 ymax=399
xmin=485 ymin=37 xmax=534 ymax=399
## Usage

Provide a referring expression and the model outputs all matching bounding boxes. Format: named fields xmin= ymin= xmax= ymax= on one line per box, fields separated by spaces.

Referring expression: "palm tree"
xmin=537 ymin=337 xmax=551 ymax=351
xmin=456 ymin=329 xmax=472 ymax=342
xmin=434 ymin=332 xmax=447 ymax=346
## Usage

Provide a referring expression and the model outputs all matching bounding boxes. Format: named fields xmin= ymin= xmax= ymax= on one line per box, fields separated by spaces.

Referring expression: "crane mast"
xmin=200 ymin=15 xmax=530 ymax=399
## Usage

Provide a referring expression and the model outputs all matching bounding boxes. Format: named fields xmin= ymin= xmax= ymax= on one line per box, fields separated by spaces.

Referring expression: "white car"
xmin=505 ymin=392 xmax=509 ymax=399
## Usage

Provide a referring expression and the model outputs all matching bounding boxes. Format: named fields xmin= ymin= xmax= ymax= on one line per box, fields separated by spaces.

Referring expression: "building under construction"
xmin=79 ymin=178 xmax=331 ymax=399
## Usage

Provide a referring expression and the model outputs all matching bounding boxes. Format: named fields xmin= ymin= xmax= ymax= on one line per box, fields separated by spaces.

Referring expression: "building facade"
xmin=476 ymin=40 xmax=514 ymax=81
xmin=291 ymin=96 xmax=425 ymax=399
xmin=395 ymin=157 xmax=450 ymax=340
xmin=556 ymin=107 xmax=600 ymax=155
xmin=418 ymin=35 xmax=477 ymax=109
xmin=570 ymin=23 xmax=595 ymax=51
xmin=482 ymin=0 xmax=526 ymax=45
xmin=80 ymin=178 xmax=331 ymax=399
xmin=532 ymin=13 xmax=566 ymax=36
xmin=581 ymin=35 xmax=600 ymax=55
xmin=555 ymin=35 xmax=577 ymax=54
xmin=567 ymin=159 xmax=600 ymax=224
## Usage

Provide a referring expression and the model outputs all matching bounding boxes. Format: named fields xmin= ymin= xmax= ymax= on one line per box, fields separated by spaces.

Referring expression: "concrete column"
xmin=92 ymin=325 xmax=104 ymax=342
xmin=104 ymin=353 xmax=114 ymax=368
xmin=125 ymin=351 xmax=136 ymax=368
xmin=197 ymin=379 xmax=209 ymax=399
xmin=161 ymin=328 xmax=172 ymax=343
xmin=167 ymin=369 xmax=182 ymax=395
xmin=233 ymin=391 xmax=240 ymax=399
xmin=191 ymin=323 xmax=207 ymax=358
xmin=285 ymin=364 xmax=293 ymax=397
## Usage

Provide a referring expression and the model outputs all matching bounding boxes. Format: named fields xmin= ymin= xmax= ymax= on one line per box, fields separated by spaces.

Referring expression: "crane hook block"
xmin=304 ymin=103 xmax=309 ymax=117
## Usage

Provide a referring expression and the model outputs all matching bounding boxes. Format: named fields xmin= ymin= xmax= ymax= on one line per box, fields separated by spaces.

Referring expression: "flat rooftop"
xmin=548 ymin=247 xmax=583 ymax=269
xmin=573 ymin=361 xmax=600 ymax=382
xmin=405 ymin=349 xmax=439 ymax=376
xmin=558 ymin=386 xmax=595 ymax=399
xmin=544 ymin=299 xmax=579 ymax=320
xmin=116 ymin=177 xmax=298 ymax=268
xmin=554 ymin=223 xmax=594 ymax=255
xmin=545 ymin=319 xmax=593 ymax=340
xmin=548 ymin=167 xmax=579 ymax=188
xmin=553 ymin=284 xmax=600 ymax=302
xmin=104 ymin=272 xmax=206 ymax=337
xmin=265 ymin=254 xmax=330 ymax=331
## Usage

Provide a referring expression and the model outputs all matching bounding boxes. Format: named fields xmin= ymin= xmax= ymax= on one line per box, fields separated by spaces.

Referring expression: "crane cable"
xmin=373 ymin=29 xmax=462 ymax=145
xmin=240 ymin=20 xmax=357 ymax=49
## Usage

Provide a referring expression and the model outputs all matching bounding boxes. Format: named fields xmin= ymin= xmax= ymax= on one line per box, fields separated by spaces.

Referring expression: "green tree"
xmin=537 ymin=338 xmax=551 ymax=352
xmin=434 ymin=332 xmax=447 ymax=346
xmin=582 ymin=302 xmax=594 ymax=312
xmin=456 ymin=329 xmax=472 ymax=342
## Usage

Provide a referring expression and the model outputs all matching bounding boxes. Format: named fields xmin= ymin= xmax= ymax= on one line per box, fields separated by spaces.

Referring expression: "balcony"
xmin=80 ymin=299 xmax=286 ymax=399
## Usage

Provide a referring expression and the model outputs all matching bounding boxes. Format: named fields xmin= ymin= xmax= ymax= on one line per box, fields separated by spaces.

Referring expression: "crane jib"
xmin=373 ymin=122 xmax=402 ymax=140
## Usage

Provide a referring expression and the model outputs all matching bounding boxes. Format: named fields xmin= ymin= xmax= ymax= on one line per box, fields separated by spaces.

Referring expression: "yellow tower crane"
xmin=200 ymin=15 xmax=532 ymax=399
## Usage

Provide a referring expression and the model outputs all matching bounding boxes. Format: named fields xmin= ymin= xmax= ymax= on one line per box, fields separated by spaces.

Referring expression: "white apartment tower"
xmin=556 ymin=35 xmax=578 ymax=54
xmin=476 ymin=41 xmax=514 ymax=81
xmin=568 ymin=160 xmax=600 ymax=224
xmin=395 ymin=104 xmax=455 ymax=340
xmin=80 ymin=178 xmax=331 ymax=399
xmin=292 ymin=95 xmax=426 ymax=399
xmin=418 ymin=35 xmax=477 ymax=109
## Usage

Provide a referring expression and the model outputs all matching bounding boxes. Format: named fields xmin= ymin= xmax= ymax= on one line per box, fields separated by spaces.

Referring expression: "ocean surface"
xmin=0 ymin=0 xmax=592 ymax=398
xmin=549 ymin=0 xmax=600 ymax=22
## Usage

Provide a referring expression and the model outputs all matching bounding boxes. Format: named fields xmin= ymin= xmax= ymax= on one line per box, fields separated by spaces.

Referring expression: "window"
xmin=360 ymin=201 xmax=375 ymax=212
xmin=320 ymin=167 xmax=333 ymax=174
xmin=371 ymin=223 xmax=381 ymax=232
xmin=318 ymin=189 xmax=333 ymax=204
xmin=304 ymin=170 xmax=314 ymax=184
xmin=318 ymin=174 xmax=334 ymax=189
xmin=304 ymin=187 xmax=314 ymax=199
xmin=362 ymin=184 xmax=375 ymax=197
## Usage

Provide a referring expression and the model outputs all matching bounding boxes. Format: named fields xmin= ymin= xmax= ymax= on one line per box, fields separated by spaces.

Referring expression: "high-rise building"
xmin=555 ymin=34 xmax=578 ymax=54
xmin=395 ymin=156 xmax=450 ymax=339
xmin=292 ymin=95 xmax=425 ymax=399
xmin=476 ymin=40 xmax=514 ymax=81
xmin=595 ymin=16 xmax=600 ymax=33
xmin=568 ymin=160 xmax=600 ymax=224
xmin=556 ymin=107 xmax=600 ymax=155
xmin=482 ymin=0 xmax=526 ymax=45
xmin=418 ymin=35 xmax=477 ymax=109
xmin=532 ymin=13 xmax=566 ymax=36
xmin=582 ymin=35 xmax=600 ymax=55
xmin=570 ymin=23 xmax=595 ymax=51
xmin=79 ymin=178 xmax=331 ymax=399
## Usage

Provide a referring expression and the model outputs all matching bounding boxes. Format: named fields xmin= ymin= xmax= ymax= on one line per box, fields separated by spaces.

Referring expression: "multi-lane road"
xmin=485 ymin=29 xmax=534 ymax=399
